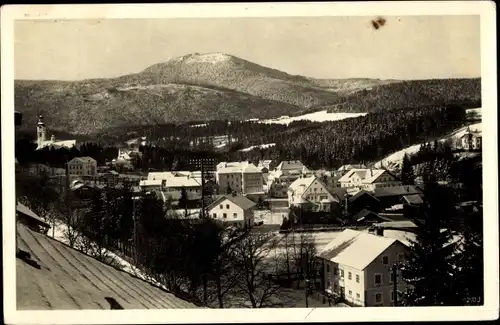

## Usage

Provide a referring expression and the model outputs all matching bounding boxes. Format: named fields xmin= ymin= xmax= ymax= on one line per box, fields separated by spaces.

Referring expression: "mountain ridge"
xmin=15 ymin=52 xmax=481 ymax=136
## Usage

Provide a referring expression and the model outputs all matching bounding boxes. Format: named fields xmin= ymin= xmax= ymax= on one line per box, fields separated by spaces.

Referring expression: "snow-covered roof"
xmin=164 ymin=176 xmax=201 ymax=188
xmin=276 ymin=160 xmax=306 ymax=172
xmin=288 ymin=175 xmax=317 ymax=192
xmin=337 ymin=164 xmax=367 ymax=172
xmin=148 ymin=172 xmax=177 ymax=180
xmin=217 ymin=161 xmax=261 ymax=174
xmin=338 ymin=168 xmax=391 ymax=184
xmin=207 ymin=194 xmax=257 ymax=211
xmin=317 ymin=229 xmax=402 ymax=270
xmin=139 ymin=180 xmax=163 ymax=187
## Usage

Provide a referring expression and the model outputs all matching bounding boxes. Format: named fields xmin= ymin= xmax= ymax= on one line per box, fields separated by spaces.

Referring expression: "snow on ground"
xmin=47 ymin=217 xmax=170 ymax=291
xmin=374 ymin=122 xmax=482 ymax=169
xmin=466 ymin=107 xmax=482 ymax=118
xmin=239 ymin=143 xmax=276 ymax=152
xmin=259 ymin=110 xmax=368 ymax=125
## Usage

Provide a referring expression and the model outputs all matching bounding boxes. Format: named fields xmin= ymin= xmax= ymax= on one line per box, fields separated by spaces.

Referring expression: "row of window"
xmin=213 ymin=212 xmax=238 ymax=219
xmin=329 ymin=286 xmax=396 ymax=304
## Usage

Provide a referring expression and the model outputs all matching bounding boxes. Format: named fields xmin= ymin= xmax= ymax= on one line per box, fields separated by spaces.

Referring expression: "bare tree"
xmin=291 ymin=232 xmax=318 ymax=288
xmin=210 ymin=227 xmax=244 ymax=308
xmin=232 ymin=233 xmax=283 ymax=308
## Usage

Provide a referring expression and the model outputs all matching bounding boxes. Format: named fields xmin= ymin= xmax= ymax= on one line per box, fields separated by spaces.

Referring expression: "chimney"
xmin=51 ymin=135 xmax=55 ymax=142
xmin=375 ymin=227 xmax=384 ymax=237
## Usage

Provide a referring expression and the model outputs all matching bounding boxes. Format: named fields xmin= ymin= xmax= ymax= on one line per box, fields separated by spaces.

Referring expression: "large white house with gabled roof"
xmin=207 ymin=194 xmax=257 ymax=228
xmin=338 ymin=169 xmax=402 ymax=192
xmin=317 ymin=229 xmax=410 ymax=307
xmin=287 ymin=175 xmax=341 ymax=211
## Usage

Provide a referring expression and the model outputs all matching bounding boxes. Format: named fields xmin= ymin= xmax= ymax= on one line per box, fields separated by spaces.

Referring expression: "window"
xmin=213 ymin=213 xmax=217 ymax=218
xmin=334 ymin=267 xmax=338 ymax=276
xmin=223 ymin=213 xmax=227 ymax=219
xmin=348 ymin=290 xmax=352 ymax=296
xmin=382 ymin=256 xmax=389 ymax=265
xmin=233 ymin=213 xmax=237 ymax=218
xmin=375 ymin=293 xmax=382 ymax=303
xmin=326 ymin=264 xmax=330 ymax=273
xmin=226 ymin=204 xmax=230 ymax=209
xmin=340 ymin=270 xmax=344 ymax=278
xmin=356 ymin=274 xmax=360 ymax=283
xmin=219 ymin=204 xmax=223 ymax=209
xmin=374 ymin=274 xmax=382 ymax=285
xmin=356 ymin=293 xmax=360 ymax=299
xmin=348 ymin=272 xmax=352 ymax=280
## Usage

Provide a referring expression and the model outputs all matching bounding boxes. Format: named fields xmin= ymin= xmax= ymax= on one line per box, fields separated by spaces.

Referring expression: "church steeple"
xmin=37 ymin=114 xmax=46 ymax=146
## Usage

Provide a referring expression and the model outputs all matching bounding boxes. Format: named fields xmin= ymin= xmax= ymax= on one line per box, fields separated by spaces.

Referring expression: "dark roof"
xmin=348 ymin=190 xmax=380 ymax=203
xmin=208 ymin=194 xmax=256 ymax=211
xmin=16 ymin=223 xmax=200 ymax=310
xmin=402 ymin=194 xmax=424 ymax=205
xmin=352 ymin=209 xmax=381 ymax=221
xmin=374 ymin=185 xmax=424 ymax=198
xmin=328 ymin=187 xmax=348 ymax=199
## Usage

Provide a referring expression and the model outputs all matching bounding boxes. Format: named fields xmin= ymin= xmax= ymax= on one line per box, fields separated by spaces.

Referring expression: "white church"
xmin=35 ymin=115 xmax=77 ymax=150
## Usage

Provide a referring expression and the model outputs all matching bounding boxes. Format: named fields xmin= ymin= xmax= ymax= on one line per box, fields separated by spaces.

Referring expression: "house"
xmin=207 ymin=194 xmax=257 ymax=228
xmin=139 ymin=179 xmax=164 ymax=192
xmin=67 ymin=157 xmax=97 ymax=176
xmin=338 ymin=169 xmax=402 ymax=191
xmin=352 ymin=209 xmax=388 ymax=225
xmin=287 ymin=175 xmax=341 ymax=212
xmin=401 ymin=194 xmax=424 ymax=206
xmin=336 ymin=164 xmax=367 ymax=175
xmin=35 ymin=115 xmax=77 ymax=150
xmin=373 ymin=185 xmax=424 ymax=209
xmin=216 ymin=162 xmax=264 ymax=196
xmin=267 ymin=161 xmax=313 ymax=196
xmin=347 ymin=191 xmax=382 ymax=215
xmin=276 ymin=160 xmax=310 ymax=175
xmin=16 ymin=219 xmax=200 ymax=309
xmin=459 ymin=126 xmax=482 ymax=151
xmin=162 ymin=176 xmax=202 ymax=199
xmin=317 ymin=229 xmax=410 ymax=307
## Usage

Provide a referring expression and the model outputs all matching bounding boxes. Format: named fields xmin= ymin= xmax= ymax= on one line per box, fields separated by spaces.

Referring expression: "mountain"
xmin=15 ymin=80 xmax=304 ymax=135
xmin=14 ymin=52 xmax=480 ymax=136
xmin=325 ymin=78 xmax=481 ymax=113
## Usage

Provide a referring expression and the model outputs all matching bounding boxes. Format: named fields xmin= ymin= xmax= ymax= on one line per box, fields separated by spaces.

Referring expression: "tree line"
xmin=16 ymin=104 xmax=468 ymax=172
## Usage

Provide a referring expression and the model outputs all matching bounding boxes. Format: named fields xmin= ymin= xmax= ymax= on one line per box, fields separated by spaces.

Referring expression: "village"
xmin=14 ymin=111 xmax=483 ymax=309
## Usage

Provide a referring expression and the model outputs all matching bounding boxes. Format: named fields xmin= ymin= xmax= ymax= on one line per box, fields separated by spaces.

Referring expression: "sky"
xmin=14 ymin=15 xmax=481 ymax=80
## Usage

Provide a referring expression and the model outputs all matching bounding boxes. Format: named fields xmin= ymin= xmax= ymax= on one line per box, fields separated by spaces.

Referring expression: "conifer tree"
xmin=454 ymin=203 xmax=484 ymax=305
xmin=401 ymin=153 xmax=415 ymax=185
xmin=401 ymin=182 xmax=460 ymax=306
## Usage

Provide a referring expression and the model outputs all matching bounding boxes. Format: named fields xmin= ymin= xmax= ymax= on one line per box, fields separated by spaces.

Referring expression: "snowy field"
xmin=374 ymin=122 xmax=482 ymax=170
xmin=259 ymin=110 xmax=368 ymax=125
xmin=239 ymin=143 xmax=276 ymax=152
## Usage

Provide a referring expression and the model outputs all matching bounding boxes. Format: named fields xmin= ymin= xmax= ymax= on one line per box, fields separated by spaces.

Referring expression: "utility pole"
xmin=392 ymin=264 xmax=398 ymax=307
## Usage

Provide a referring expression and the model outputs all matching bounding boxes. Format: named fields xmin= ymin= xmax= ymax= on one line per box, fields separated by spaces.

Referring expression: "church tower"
xmin=37 ymin=114 xmax=46 ymax=146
